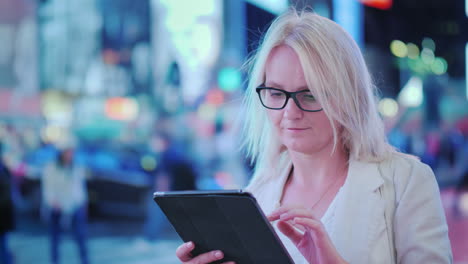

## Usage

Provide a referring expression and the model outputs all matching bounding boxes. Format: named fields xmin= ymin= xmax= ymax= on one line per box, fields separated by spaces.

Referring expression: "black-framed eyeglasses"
xmin=255 ymin=86 xmax=323 ymax=112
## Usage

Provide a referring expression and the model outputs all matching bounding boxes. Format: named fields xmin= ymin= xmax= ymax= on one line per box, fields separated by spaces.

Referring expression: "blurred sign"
xmin=246 ymin=0 xmax=288 ymax=14
xmin=359 ymin=0 xmax=392 ymax=10
xmin=41 ymin=90 xmax=73 ymax=125
xmin=0 ymin=90 xmax=41 ymax=118
xmin=217 ymin=67 xmax=242 ymax=92
xmin=105 ymin=97 xmax=139 ymax=121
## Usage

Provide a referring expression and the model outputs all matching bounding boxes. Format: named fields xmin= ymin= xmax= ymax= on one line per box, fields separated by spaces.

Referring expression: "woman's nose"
xmin=283 ymin=99 xmax=303 ymax=119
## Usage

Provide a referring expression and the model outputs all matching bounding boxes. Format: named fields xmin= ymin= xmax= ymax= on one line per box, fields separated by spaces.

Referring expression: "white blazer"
xmin=246 ymin=152 xmax=453 ymax=263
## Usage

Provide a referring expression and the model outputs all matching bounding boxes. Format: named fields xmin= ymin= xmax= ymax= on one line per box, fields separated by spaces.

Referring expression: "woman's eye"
xmin=269 ymin=91 xmax=284 ymax=97
xmin=303 ymin=94 xmax=316 ymax=101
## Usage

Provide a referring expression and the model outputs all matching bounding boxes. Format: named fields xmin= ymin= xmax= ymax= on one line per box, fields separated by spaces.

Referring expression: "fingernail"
xmin=214 ymin=251 xmax=223 ymax=259
xmin=186 ymin=241 xmax=194 ymax=248
xmin=268 ymin=212 xmax=278 ymax=219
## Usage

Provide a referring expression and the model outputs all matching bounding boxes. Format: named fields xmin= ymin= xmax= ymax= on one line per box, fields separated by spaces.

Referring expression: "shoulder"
xmin=378 ymin=152 xmax=432 ymax=180
xmin=378 ymin=152 xmax=439 ymax=202
xmin=380 ymin=154 xmax=452 ymax=263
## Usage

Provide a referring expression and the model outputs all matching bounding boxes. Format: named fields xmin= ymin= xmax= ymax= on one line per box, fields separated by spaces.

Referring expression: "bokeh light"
xmin=459 ymin=192 xmax=468 ymax=217
xmin=41 ymin=90 xmax=73 ymax=125
xmin=197 ymin=103 xmax=217 ymax=121
xmin=407 ymin=57 xmax=425 ymax=74
xmin=406 ymin=43 xmax=420 ymax=59
xmin=422 ymin=37 xmax=436 ymax=52
xmin=41 ymin=125 xmax=69 ymax=145
xmin=162 ymin=0 xmax=216 ymax=32
xmin=141 ymin=155 xmax=157 ymax=171
xmin=378 ymin=98 xmax=399 ymax=118
xmin=206 ymin=89 xmax=224 ymax=106
xmin=390 ymin=40 xmax=407 ymax=58
xmin=421 ymin=48 xmax=435 ymax=65
xmin=398 ymin=76 xmax=423 ymax=107
xmin=431 ymin=57 xmax=448 ymax=75
xmin=218 ymin=67 xmax=242 ymax=92
xmin=105 ymin=97 xmax=139 ymax=121
xmin=192 ymin=23 xmax=217 ymax=66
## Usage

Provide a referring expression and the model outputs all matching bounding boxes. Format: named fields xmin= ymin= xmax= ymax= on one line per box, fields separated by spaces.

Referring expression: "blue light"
xmin=333 ymin=0 xmax=363 ymax=47
xmin=245 ymin=0 xmax=288 ymax=14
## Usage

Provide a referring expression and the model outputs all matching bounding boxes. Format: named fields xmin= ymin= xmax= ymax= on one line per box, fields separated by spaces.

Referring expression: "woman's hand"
xmin=175 ymin=241 xmax=235 ymax=264
xmin=268 ymin=206 xmax=348 ymax=264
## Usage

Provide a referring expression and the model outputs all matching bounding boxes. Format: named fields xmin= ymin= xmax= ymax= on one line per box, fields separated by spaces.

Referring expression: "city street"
xmin=9 ymin=214 xmax=181 ymax=264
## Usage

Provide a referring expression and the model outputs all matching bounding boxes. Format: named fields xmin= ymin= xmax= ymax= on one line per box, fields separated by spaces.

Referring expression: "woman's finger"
xmin=268 ymin=205 xmax=309 ymax=221
xmin=176 ymin=241 xmax=227 ymax=264
xmin=188 ymin=250 xmax=225 ymax=264
xmin=293 ymin=217 xmax=325 ymax=237
xmin=277 ymin=220 xmax=303 ymax=245
xmin=278 ymin=208 xmax=319 ymax=222
xmin=176 ymin=241 xmax=195 ymax=262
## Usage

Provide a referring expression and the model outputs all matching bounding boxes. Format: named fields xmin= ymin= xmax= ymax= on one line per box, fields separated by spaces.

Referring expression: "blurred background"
xmin=0 ymin=0 xmax=467 ymax=263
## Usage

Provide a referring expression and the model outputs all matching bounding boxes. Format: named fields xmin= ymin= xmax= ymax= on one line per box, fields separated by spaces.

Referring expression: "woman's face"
xmin=264 ymin=45 xmax=337 ymax=155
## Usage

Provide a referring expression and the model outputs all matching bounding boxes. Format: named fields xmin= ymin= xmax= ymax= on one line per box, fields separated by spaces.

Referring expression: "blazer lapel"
xmin=332 ymin=159 xmax=385 ymax=264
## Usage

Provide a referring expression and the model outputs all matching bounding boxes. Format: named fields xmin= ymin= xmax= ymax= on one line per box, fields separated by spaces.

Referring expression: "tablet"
xmin=153 ymin=189 xmax=294 ymax=264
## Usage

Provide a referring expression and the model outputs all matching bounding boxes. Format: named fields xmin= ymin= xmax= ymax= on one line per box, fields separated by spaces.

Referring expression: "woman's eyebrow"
xmin=264 ymin=81 xmax=284 ymax=89
xmin=297 ymin=86 xmax=310 ymax=90
xmin=264 ymin=81 xmax=309 ymax=91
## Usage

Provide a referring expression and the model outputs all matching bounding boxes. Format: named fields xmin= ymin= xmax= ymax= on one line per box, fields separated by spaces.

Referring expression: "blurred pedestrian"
xmin=158 ymin=132 xmax=196 ymax=191
xmin=141 ymin=132 xmax=196 ymax=243
xmin=0 ymin=141 xmax=15 ymax=264
xmin=41 ymin=147 xmax=89 ymax=264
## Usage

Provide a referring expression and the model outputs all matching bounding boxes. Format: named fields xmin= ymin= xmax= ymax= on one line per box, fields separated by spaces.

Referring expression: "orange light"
xmin=102 ymin=49 xmax=120 ymax=65
xmin=206 ymin=89 xmax=224 ymax=106
xmin=105 ymin=97 xmax=138 ymax=120
xmin=359 ymin=0 xmax=392 ymax=10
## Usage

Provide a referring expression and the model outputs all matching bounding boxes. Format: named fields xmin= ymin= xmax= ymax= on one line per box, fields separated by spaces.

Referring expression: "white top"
xmin=42 ymin=163 xmax=87 ymax=214
xmin=274 ymin=186 xmax=344 ymax=264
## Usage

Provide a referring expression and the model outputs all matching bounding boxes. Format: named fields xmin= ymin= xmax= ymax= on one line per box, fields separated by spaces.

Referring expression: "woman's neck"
xmin=288 ymin=146 xmax=349 ymax=188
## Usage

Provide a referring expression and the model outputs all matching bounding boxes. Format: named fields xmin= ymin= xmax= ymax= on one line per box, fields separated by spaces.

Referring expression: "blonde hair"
xmin=242 ymin=8 xmax=395 ymax=181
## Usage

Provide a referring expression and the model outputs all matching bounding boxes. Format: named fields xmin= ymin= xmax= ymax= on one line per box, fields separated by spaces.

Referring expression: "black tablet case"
xmin=153 ymin=190 xmax=294 ymax=264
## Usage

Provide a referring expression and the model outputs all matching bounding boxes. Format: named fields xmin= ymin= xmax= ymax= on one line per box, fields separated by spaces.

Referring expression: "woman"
xmin=42 ymin=148 xmax=89 ymax=264
xmin=176 ymin=9 xmax=452 ymax=264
